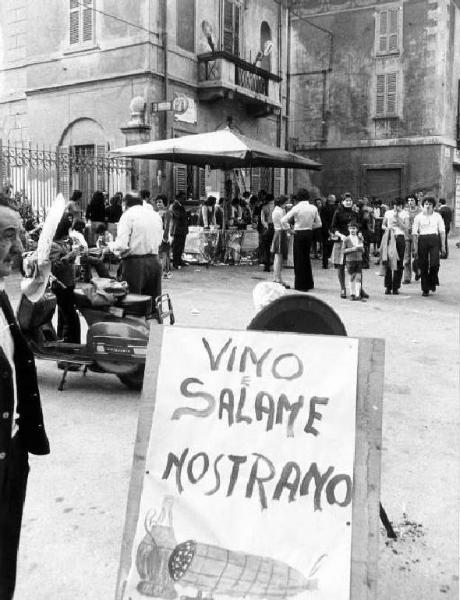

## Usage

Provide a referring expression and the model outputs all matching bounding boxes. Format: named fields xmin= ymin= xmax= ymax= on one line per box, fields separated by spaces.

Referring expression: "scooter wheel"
xmin=117 ymin=366 xmax=145 ymax=391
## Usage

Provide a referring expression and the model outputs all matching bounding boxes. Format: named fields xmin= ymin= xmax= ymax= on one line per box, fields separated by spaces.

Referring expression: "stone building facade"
xmin=0 ymin=0 xmax=289 ymax=203
xmin=289 ymin=0 xmax=460 ymax=225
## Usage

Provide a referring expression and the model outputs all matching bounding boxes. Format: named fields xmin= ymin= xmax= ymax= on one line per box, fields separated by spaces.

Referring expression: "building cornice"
xmin=21 ymin=70 xmax=198 ymax=97
xmin=296 ymin=136 xmax=457 ymax=151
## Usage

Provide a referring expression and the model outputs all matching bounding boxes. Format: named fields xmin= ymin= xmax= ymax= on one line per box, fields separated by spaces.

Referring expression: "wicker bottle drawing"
xmin=135 ymin=496 xmax=178 ymax=598
xmin=135 ymin=497 xmax=325 ymax=599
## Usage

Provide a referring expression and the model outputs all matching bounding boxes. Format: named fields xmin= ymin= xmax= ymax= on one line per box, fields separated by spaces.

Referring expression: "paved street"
xmin=6 ymin=242 xmax=459 ymax=600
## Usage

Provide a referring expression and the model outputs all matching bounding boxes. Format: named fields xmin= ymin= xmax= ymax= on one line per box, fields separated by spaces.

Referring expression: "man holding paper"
xmin=0 ymin=197 xmax=50 ymax=599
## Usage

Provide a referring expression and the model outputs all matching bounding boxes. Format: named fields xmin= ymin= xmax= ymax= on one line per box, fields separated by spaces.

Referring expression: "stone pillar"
xmin=120 ymin=96 xmax=151 ymax=191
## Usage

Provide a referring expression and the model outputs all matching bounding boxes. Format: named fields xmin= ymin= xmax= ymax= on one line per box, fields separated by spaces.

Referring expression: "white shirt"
xmin=382 ymin=209 xmax=409 ymax=237
xmin=112 ymin=204 xmax=163 ymax=257
xmin=69 ymin=230 xmax=88 ymax=250
xmin=0 ymin=279 xmax=18 ymax=436
xmin=143 ymin=201 xmax=154 ymax=211
xmin=281 ymin=200 xmax=322 ymax=231
xmin=412 ymin=211 xmax=445 ymax=236
xmin=272 ymin=206 xmax=285 ymax=230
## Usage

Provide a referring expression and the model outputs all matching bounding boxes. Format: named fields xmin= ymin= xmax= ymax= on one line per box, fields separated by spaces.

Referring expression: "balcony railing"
xmin=198 ymin=51 xmax=281 ymax=114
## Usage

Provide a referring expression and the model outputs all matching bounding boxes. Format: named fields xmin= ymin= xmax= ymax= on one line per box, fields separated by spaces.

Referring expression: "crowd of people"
xmin=0 ymin=185 xmax=453 ymax=348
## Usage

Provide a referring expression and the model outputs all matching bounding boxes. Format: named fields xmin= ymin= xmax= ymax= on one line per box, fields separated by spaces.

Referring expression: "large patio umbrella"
xmin=111 ymin=128 xmax=321 ymax=170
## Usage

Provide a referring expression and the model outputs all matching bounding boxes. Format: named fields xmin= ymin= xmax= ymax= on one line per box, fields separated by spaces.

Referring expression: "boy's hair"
xmin=424 ymin=196 xmax=437 ymax=207
xmin=438 ymin=198 xmax=446 ymax=205
xmin=95 ymin=223 xmax=107 ymax=235
xmin=348 ymin=220 xmax=359 ymax=229
xmin=72 ymin=218 xmax=86 ymax=233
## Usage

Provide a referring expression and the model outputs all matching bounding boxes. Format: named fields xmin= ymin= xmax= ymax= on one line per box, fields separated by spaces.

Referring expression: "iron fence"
xmin=0 ymin=140 xmax=132 ymax=219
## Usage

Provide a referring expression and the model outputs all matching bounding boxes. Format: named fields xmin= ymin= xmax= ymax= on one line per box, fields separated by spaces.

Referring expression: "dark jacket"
xmin=0 ymin=291 xmax=49 ymax=484
xmin=50 ymin=239 xmax=77 ymax=288
xmin=330 ymin=206 xmax=356 ymax=237
xmin=169 ymin=201 xmax=189 ymax=236
xmin=86 ymin=199 xmax=106 ymax=222
xmin=320 ymin=203 xmax=337 ymax=232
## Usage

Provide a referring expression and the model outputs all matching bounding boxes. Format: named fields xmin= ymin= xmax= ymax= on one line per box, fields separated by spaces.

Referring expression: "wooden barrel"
xmin=168 ymin=540 xmax=316 ymax=598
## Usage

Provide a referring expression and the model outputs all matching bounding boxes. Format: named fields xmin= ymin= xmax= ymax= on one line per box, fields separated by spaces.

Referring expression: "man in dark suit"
xmin=437 ymin=198 xmax=452 ymax=257
xmin=169 ymin=191 xmax=189 ymax=269
xmin=0 ymin=200 xmax=50 ymax=599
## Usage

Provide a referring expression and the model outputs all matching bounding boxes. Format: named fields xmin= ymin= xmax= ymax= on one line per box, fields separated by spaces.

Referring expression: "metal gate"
xmin=0 ymin=140 xmax=132 ymax=219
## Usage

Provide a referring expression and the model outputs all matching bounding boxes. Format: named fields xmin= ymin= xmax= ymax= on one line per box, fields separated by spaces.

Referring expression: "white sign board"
xmin=121 ymin=327 xmax=359 ymax=600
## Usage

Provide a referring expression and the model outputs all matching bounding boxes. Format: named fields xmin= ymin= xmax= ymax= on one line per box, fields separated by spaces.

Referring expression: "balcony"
xmin=197 ymin=51 xmax=282 ymax=117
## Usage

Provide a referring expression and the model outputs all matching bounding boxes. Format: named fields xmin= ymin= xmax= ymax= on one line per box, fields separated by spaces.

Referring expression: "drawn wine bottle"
xmin=136 ymin=496 xmax=178 ymax=598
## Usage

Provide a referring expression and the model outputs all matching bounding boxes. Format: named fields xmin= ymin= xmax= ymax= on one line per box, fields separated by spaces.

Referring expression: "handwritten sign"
xmin=118 ymin=327 xmax=364 ymax=600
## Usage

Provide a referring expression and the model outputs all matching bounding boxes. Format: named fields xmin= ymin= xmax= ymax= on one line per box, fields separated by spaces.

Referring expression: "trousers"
xmin=293 ymin=230 xmax=314 ymax=291
xmin=0 ymin=436 xmax=29 ymax=600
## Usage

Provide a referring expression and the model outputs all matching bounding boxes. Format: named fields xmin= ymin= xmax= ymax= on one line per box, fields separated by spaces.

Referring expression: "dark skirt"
xmin=271 ymin=229 xmax=288 ymax=259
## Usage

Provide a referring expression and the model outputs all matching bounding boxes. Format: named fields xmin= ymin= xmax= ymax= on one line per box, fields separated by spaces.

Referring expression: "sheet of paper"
xmin=124 ymin=327 xmax=358 ymax=600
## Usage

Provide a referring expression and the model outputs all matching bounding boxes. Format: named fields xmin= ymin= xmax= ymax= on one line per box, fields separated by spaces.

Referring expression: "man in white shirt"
xmin=412 ymin=197 xmax=446 ymax=296
xmin=381 ymin=198 xmax=409 ymax=295
xmin=111 ymin=193 xmax=163 ymax=301
xmin=281 ymin=188 xmax=321 ymax=291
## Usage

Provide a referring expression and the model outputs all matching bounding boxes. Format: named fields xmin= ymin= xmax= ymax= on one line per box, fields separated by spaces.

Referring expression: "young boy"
xmin=343 ymin=220 xmax=366 ymax=301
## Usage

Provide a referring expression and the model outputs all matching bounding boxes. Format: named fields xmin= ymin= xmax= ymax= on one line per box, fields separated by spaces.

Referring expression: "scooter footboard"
xmin=87 ymin=321 xmax=149 ymax=372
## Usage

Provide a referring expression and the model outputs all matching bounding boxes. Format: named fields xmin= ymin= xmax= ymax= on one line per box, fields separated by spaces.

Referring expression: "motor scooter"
xmin=17 ymin=279 xmax=174 ymax=391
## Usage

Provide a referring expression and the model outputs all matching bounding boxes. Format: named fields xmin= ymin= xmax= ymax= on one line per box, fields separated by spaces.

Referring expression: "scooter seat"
xmin=117 ymin=294 xmax=152 ymax=317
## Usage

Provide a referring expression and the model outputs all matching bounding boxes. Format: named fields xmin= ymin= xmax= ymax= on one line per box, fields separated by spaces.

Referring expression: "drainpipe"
xmin=285 ymin=5 xmax=292 ymax=194
xmin=161 ymin=0 xmax=170 ymax=193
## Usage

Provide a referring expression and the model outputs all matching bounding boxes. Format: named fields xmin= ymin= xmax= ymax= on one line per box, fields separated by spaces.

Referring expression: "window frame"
xmin=374 ymin=71 xmax=400 ymax=118
xmin=222 ymin=0 xmax=242 ymax=56
xmin=68 ymin=0 xmax=96 ymax=50
xmin=176 ymin=0 xmax=196 ymax=54
xmin=375 ymin=5 xmax=402 ymax=56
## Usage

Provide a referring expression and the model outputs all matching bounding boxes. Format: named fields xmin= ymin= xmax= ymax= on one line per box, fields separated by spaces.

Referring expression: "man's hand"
xmin=440 ymin=249 xmax=447 ymax=259
xmin=20 ymin=256 xmax=51 ymax=302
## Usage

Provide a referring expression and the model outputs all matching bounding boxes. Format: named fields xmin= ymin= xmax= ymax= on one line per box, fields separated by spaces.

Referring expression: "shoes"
xmin=385 ymin=288 xmax=391 ymax=295
xmin=349 ymin=294 xmax=356 ymax=301
xmin=340 ymin=290 xmax=347 ymax=299
xmin=322 ymin=265 xmax=329 ymax=269
xmin=422 ymin=291 xmax=430 ymax=296
xmin=173 ymin=265 xmax=182 ymax=270
xmin=361 ymin=291 xmax=369 ymax=299
xmin=163 ymin=272 xmax=172 ymax=279
xmin=392 ymin=290 xmax=400 ymax=295
xmin=354 ymin=296 xmax=366 ymax=302
xmin=402 ymin=280 xmax=410 ymax=284
xmin=430 ymin=285 xmax=436 ymax=292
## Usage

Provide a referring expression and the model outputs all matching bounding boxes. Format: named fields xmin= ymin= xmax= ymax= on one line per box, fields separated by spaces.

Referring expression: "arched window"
xmin=260 ymin=21 xmax=272 ymax=72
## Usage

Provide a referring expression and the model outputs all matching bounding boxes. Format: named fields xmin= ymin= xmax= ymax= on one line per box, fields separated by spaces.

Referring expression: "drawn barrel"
xmin=168 ymin=540 xmax=317 ymax=599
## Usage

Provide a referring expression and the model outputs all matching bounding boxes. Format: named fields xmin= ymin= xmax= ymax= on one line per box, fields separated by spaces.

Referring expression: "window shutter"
xmin=251 ymin=167 xmax=261 ymax=193
xmin=234 ymin=4 xmax=240 ymax=56
xmin=199 ymin=167 xmax=206 ymax=199
xmin=223 ymin=0 xmax=233 ymax=53
xmin=82 ymin=0 xmax=93 ymax=43
xmin=70 ymin=0 xmax=80 ymax=45
xmin=376 ymin=74 xmax=386 ymax=115
xmin=388 ymin=9 xmax=399 ymax=52
xmin=378 ymin=10 xmax=388 ymax=53
xmin=273 ymin=168 xmax=281 ymax=198
xmin=175 ymin=164 xmax=187 ymax=194
xmin=386 ymin=72 xmax=397 ymax=114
